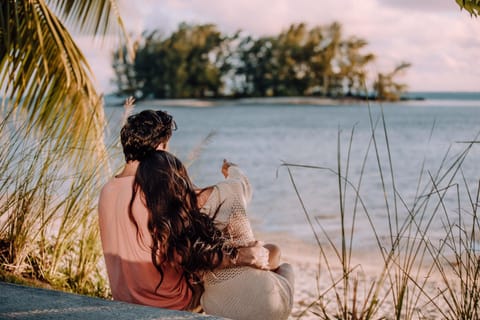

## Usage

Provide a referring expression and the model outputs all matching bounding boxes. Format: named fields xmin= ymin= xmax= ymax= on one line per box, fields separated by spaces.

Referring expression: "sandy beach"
xmin=257 ymin=231 xmax=453 ymax=320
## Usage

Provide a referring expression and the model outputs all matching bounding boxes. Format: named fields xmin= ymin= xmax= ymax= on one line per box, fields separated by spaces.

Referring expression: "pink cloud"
xmin=379 ymin=0 xmax=461 ymax=12
xmin=76 ymin=0 xmax=480 ymax=92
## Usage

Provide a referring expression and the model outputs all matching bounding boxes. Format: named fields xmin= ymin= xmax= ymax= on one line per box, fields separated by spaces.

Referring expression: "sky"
xmin=76 ymin=0 xmax=480 ymax=94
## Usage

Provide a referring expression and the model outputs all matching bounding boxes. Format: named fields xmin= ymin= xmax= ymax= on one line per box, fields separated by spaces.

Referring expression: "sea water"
xmin=105 ymin=93 xmax=480 ymax=250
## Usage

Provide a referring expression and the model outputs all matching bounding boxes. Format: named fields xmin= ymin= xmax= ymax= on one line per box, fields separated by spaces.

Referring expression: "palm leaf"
xmin=0 ymin=0 xmax=129 ymax=295
xmin=456 ymin=0 xmax=480 ymax=16
xmin=46 ymin=0 xmax=126 ymax=37
xmin=0 ymin=0 xmax=127 ymax=167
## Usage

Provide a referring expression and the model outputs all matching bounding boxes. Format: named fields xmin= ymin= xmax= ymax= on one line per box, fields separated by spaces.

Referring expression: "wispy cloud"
xmin=79 ymin=0 xmax=480 ymax=93
xmin=378 ymin=0 xmax=460 ymax=12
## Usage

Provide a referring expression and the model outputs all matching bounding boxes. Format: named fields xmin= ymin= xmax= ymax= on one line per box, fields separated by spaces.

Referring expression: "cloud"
xmin=378 ymin=0 xmax=460 ymax=12
xmin=75 ymin=0 xmax=480 ymax=93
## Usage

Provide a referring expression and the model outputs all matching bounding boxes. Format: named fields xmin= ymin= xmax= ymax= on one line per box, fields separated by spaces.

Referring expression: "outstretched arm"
xmin=221 ymin=159 xmax=252 ymax=204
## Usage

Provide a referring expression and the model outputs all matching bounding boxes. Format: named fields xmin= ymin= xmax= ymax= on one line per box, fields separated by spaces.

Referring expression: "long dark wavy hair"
xmin=129 ymin=150 xmax=224 ymax=290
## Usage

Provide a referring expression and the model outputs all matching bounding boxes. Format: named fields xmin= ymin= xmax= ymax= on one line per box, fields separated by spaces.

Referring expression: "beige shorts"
xmin=200 ymin=267 xmax=293 ymax=320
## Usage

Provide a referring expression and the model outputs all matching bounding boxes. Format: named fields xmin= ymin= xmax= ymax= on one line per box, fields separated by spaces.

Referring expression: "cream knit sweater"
xmin=200 ymin=166 xmax=293 ymax=320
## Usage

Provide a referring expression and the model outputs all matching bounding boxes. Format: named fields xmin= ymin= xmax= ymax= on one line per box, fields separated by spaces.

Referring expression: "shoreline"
xmin=107 ymin=96 xmax=423 ymax=108
xmin=256 ymin=230 xmax=452 ymax=319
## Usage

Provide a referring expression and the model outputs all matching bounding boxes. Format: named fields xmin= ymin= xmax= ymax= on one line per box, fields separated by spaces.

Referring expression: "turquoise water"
xmin=105 ymin=94 xmax=480 ymax=249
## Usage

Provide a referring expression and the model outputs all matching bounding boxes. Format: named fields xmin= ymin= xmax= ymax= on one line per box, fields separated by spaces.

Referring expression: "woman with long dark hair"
xmin=130 ymin=150 xmax=225 ymax=289
xmin=135 ymin=151 xmax=294 ymax=320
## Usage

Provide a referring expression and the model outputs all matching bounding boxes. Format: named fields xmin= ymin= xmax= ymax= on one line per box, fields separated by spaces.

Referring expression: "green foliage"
xmin=456 ymin=0 xmax=480 ymax=16
xmin=234 ymin=22 xmax=377 ymax=98
xmin=113 ymin=22 xmax=405 ymax=100
xmin=235 ymin=23 xmax=352 ymax=97
xmin=0 ymin=0 xmax=128 ymax=298
xmin=112 ymin=40 xmax=139 ymax=97
xmin=373 ymin=62 xmax=411 ymax=101
xmin=0 ymin=111 xmax=112 ymax=297
xmin=114 ymin=23 xmax=236 ymax=99
xmin=234 ymin=35 xmax=277 ymax=96
xmin=0 ymin=1 xmax=127 ymax=162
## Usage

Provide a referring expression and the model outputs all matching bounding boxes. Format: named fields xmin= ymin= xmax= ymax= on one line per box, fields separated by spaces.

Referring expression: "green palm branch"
xmin=0 ymin=0 xmax=128 ymax=164
xmin=456 ymin=0 xmax=480 ymax=16
xmin=0 ymin=0 xmax=129 ymax=292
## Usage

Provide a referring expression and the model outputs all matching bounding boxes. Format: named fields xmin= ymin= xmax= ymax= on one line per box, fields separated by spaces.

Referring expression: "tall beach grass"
xmin=0 ymin=103 xmax=116 ymax=297
xmin=282 ymin=104 xmax=480 ymax=319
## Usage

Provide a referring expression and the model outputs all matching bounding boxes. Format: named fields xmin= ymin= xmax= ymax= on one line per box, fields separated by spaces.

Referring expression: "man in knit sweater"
xmin=98 ymin=107 xmax=269 ymax=311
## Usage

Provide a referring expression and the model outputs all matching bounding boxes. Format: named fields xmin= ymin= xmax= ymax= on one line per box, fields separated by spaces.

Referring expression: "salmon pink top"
xmin=98 ymin=176 xmax=191 ymax=310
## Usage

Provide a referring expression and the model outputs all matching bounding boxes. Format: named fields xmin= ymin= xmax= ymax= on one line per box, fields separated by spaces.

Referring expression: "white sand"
xmin=256 ymin=231 xmax=455 ymax=319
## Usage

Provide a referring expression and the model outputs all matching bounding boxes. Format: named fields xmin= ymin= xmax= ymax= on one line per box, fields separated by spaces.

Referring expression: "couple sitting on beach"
xmin=98 ymin=105 xmax=294 ymax=320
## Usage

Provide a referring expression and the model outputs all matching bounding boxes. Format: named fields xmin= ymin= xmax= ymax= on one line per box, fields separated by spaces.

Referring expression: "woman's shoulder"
xmin=100 ymin=176 xmax=133 ymax=196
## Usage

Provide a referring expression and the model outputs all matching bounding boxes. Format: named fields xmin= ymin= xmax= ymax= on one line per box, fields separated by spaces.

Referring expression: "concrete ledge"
xmin=0 ymin=282 xmax=221 ymax=319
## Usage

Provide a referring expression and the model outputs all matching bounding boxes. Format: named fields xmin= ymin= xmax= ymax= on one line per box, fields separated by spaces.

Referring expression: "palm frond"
xmin=45 ymin=0 xmax=126 ymax=38
xmin=46 ymin=0 xmax=134 ymax=58
xmin=456 ymin=0 xmax=480 ymax=16
xmin=0 ymin=0 xmax=115 ymax=166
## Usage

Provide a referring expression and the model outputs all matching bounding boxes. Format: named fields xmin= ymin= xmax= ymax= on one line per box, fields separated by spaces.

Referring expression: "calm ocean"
xmin=105 ymin=92 xmax=480 ymax=249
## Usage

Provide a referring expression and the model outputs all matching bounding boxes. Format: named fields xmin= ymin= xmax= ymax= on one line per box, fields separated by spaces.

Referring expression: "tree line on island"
xmin=112 ymin=22 xmax=412 ymax=101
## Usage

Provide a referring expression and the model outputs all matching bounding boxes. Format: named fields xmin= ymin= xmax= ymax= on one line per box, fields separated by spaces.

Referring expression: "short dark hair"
xmin=120 ymin=110 xmax=176 ymax=162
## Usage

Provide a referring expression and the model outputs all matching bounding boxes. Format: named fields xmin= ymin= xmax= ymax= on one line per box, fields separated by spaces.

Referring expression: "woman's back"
xmin=98 ymin=176 xmax=192 ymax=309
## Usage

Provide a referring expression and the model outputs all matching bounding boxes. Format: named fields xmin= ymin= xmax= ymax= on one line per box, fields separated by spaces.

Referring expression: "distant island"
xmin=112 ymin=22 xmax=412 ymax=103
